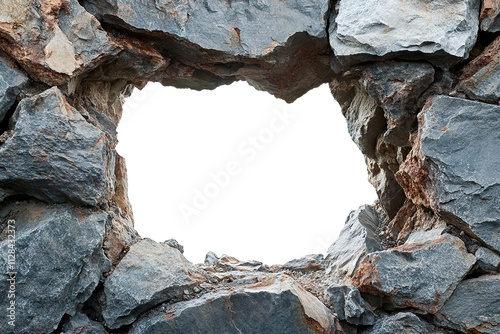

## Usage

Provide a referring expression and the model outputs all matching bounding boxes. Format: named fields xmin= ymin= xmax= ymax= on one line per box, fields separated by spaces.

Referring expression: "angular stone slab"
xmin=102 ymin=238 xmax=206 ymax=329
xmin=325 ymin=205 xmax=382 ymax=283
xmin=325 ymin=284 xmax=375 ymax=325
xmin=82 ymin=0 xmax=328 ymax=58
xmin=0 ymin=56 xmax=28 ymax=123
xmin=0 ymin=201 xmax=110 ymax=334
xmin=351 ymin=232 xmax=475 ymax=314
xmin=458 ymin=36 xmax=500 ymax=104
xmin=397 ymin=95 xmax=500 ymax=252
xmin=81 ymin=0 xmax=333 ymax=102
xmin=361 ymin=61 xmax=435 ymax=146
xmin=283 ymin=254 xmax=325 ymax=272
xmin=130 ymin=275 xmax=341 ymax=334
xmin=476 ymin=247 xmax=500 ymax=273
xmin=0 ymin=87 xmax=115 ymax=206
xmin=435 ymin=275 xmax=500 ymax=334
xmin=0 ymin=0 xmax=117 ymax=85
xmin=360 ymin=312 xmax=452 ymax=334
xmin=329 ymin=0 xmax=480 ymax=66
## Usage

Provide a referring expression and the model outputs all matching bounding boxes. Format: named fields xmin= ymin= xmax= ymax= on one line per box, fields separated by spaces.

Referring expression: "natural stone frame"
xmin=0 ymin=0 xmax=499 ymax=332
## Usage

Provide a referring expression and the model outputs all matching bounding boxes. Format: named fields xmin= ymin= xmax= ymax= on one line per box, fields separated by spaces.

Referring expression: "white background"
xmin=117 ymin=82 xmax=376 ymax=265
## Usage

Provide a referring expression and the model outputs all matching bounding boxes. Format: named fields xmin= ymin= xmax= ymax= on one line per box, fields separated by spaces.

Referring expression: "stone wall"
xmin=0 ymin=0 xmax=499 ymax=333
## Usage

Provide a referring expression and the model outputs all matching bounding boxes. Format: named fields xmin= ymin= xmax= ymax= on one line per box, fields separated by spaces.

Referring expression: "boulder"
xmin=0 ymin=0 xmax=117 ymax=85
xmin=0 ymin=56 xmax=28 ymax=123
xmin=325 ymin=205 xmax=382 ymax=283
xmin=102 ymin=238 xmax=206 ymax=329
xmin=360 ymin=312 xmax=451 ymax=334
xmin=351 ymin=231 xmax=476 ymax=313
xmin=476 ymin=247 xmax=500 ymax=273
xmin=283 ymin=254 xmax=325 ymax=272
xmin=329 ymin=0 xmax=480 ymax=67
xmin=81 ymin=0 xmax=334 ymax=101
xmin=361 ymin=61 xmax=435 ymax=146
xmin=130 ymin=275 xmax=341 ymax=334
xmin=325 ymin=284 xmax=375 ymax=325
xmin=204 ymin=251 xmax=219 ymax=266
xmin=216 ymin=255 xmax=269 ymax=272
xmin=457 ymin=35 xmax=500 ymax=104
xmin=397 ymin=96 xmax=500 ymax=252
xmin=0 ymin=200 xmax=110 ymax=334
xmin=435 ymin=275 xmax=500 ymax=333
xmin=0 ymin=87 xmax=115 ymax=206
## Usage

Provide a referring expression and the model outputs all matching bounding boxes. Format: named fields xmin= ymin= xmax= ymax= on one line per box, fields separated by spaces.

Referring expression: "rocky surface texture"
xmin=0 ymin=0 xmax=498 ymax=333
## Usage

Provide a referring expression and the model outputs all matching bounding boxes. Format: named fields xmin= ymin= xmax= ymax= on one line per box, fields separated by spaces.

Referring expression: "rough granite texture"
xmin=0 ymin=201 xmax=110 ymax=334
xmin=398 ymin=95 xmax=500 ymax=253
xmin=0 ymin=0 xmax=498 ymax=332
xmin=329 ymin=0 xmax=480 ymax=66
xmin=130 ymin=275 xmax=340 ymax=334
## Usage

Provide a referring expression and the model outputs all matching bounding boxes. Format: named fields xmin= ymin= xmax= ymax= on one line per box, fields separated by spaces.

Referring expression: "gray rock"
xmin=333 ymin=77 xmax=385 ymax=159
xmin=81 ymin=0 xmax=333 ymax=102
xmin=352 ymin=232 xmax=476 ymax=314
xmin=216 ymin=254 xmax=269 ymax=272
xmin=325 ymin=284 xmax=375 ymax=325
xmin=360 ymin=312 xmax=451 ymax=334
xmin=457 ymin=36 xmax=500 ymax=104
xmin=0 ymin=0 xmax=117 ymax=85
xmin=0 ymin=56 xmax=28 ymax=123
xmin=330 ymin=78 xmax=404 ymax=217
xmin=82 ymin=0 xmax=328 ymax=58
xmin=361 ymin=61 xmax=435 ymax=146
xmin=0 ymin=87 xmax=115 ymax=206
xmin=330 ymin=0 xmax=480 ymax=67
xmin=325 ymin=205 xmax=381 ymax=283
xmin=402 ymin=96 xmax=500 ymax=252
xmin=130 ymin=275 xmax=341 ymax=334
xmin=102 ymin=238 xmax=206 ymax=329
xmin=164 ymin=238 xmax=184 ymax=254
xmin=61 ymin=312 xmax=109 ymax=334
xmin=475 ymin=247 xmax=500 ymax=273
xmin=435 ymin=275 xmax=500 ymax=333
xmin=0 ymin=200 xmax=110 ymax=334
xmin=283 ymin=254 xmax=325 ymax=272
xmin=204 ymin=251 xmax=219 ymax=266
xmin=405 ymin=228 xmax=446 ymax=243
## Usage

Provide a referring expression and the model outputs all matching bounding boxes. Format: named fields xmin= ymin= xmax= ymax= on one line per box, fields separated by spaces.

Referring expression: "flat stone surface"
xmin=0 ymin=87 xmax=115 ymax=206
xmin=325 ymin=205 xmax=382 ymax=283
xmin=0 ymin=201 xmax=110 ymax=334
xmin=130 ymin=275 xmax=341 ymax=334
xmin=330 ymin=0 xmax=480 ymax=66
xmin=351 ymin=232 xmax=476 ymax=314
xmin=435 ymin=275 xmax=500 ymax=333
xmin=102 ymin=238 xmax=206 ymax=329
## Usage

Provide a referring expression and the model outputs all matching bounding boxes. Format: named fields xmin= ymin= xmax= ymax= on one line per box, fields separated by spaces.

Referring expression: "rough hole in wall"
xmin=116 ymin=81 xmax=377 ymax=265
